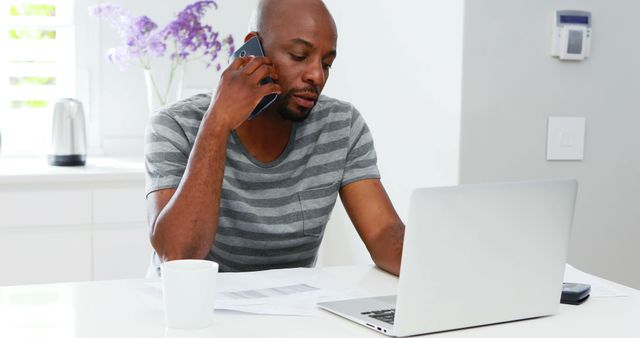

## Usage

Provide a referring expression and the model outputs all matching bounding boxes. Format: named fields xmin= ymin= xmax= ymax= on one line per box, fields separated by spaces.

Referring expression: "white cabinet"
xmin=93 ymin=226 xmax=152 ymax=280
xmin=0 ymin=158 xmax=150 ymax=286
xmin=92 ymin=187 xmax=147 ymax=224
xmin=91 ymin=186 xmax=152 ymax=280
xmin=0 ymin=189 xmax=92 ymax=227
xmin=0 ymin=229 xmax=92 ymax=285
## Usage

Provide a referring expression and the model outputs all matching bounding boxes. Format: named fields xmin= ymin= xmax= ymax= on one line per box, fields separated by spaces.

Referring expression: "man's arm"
xmin=340 ymin=179 xmax=405 ymax=276
xmin=147 ymin=122 xmax=230 ymax=261
xmin=147 ymin=56 xmax=281 ymax=262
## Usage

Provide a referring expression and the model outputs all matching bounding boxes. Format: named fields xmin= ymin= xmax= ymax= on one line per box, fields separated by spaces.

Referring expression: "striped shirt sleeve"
xmin=144 ymin=111 xmax=191 ymax=197
xmin=341 ymin=107 xmax=381 ymax=187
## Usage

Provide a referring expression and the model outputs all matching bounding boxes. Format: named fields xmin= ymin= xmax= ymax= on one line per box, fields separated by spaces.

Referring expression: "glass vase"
xmin=144 ymin=65 xmax=185 ymax=115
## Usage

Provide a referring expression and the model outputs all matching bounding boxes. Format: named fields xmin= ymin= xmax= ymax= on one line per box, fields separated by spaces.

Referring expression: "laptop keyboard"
xmin=361 ymin=308 xmax=395 ymax=325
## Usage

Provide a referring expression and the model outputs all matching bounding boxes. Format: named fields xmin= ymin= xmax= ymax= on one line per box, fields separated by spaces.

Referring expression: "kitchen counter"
xmin=0 ymin=157 xmax=145 ymax=184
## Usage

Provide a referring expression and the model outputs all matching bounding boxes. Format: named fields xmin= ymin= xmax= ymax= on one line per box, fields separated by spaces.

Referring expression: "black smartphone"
xmin=230 ymin=35 xmax=278 ymax=120
xmin=561 ymin=282 xmax=591 ymax=305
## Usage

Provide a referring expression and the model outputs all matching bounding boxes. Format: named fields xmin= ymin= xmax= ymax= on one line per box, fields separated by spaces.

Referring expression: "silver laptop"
xmin=318 ymin=179 xmax=578 ymax=336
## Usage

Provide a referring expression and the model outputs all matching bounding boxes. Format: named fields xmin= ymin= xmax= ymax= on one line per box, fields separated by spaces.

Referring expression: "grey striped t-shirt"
xmin=145 ymin=93 xmax=380 ymax=272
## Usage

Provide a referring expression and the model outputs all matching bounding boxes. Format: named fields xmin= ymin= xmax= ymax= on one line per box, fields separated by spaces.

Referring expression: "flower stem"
xmin=141 ymin=57 xmax=166 ymax=106
xmin=163 ymin=42 xmax=180 ymax=102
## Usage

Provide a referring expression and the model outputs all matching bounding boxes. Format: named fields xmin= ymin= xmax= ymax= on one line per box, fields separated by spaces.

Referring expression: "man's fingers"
xmin=227 ymin=55 xmax=252 ymax=71
xmin=249 ymin=64 xmax=276 ymax=84
xmin=259 ymin=82 xmax=282 ymax=96
xmin=241 ymin=56 xmax=273 ymax=76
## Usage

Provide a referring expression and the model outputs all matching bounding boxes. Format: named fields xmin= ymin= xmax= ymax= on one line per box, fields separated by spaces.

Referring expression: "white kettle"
xmin=48 ymin=98 xmax=87 ymax=166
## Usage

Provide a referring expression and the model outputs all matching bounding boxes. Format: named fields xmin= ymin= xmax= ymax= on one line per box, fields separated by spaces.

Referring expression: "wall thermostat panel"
xmin=551 ymin=10 xmax=592 ymax=61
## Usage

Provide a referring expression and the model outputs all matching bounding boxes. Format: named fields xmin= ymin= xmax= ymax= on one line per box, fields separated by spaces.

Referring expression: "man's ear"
xmin=244 ymin=32 xmax=258 ymax=43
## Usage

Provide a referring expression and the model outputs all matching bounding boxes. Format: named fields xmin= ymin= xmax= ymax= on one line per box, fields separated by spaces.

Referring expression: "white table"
xmin=0 ymin=265 xmax=638 ymax=338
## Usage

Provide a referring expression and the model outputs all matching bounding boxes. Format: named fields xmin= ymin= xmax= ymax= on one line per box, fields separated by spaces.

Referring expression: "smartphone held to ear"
xmin=230 ymin=36 xmax=278 ymax=120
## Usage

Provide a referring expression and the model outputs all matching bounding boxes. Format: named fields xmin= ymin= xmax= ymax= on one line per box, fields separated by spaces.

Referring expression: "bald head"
xmin=249 ymin=0 xmax=336 ymax=37
xmin=244 ymin=0 xmax=338 ymax=122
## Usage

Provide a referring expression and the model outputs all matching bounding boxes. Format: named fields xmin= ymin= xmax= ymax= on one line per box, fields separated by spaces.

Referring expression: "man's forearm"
xmin=371 ymin=222 xmax=405 ymax=276
xmin=151 ymin=115 xmax=230 ymax=261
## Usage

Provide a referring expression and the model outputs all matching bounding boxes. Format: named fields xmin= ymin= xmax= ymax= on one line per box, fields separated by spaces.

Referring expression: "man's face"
xmin=259 ymin=9 xmax=337 ymax=122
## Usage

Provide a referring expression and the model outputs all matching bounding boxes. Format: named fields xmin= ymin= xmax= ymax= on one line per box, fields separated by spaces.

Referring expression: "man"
xmin=145 ymin=0 xmax=405 ymax=276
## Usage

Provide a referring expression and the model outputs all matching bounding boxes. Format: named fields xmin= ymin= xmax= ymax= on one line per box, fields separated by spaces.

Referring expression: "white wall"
xmin=460 ymin=0 xmax=640 ymax=288
xmin=319 ymin=0 xmax=463 ymax=265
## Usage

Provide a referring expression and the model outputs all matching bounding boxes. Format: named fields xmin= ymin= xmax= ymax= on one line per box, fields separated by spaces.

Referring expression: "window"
xmin=0 ymin=0 xmax=75 ymax=156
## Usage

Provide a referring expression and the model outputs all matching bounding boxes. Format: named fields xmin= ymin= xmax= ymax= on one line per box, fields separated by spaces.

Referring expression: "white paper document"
xmin=213 ymin=267 xmax=367 ymax=316
xmin=217 ymin=283 xmax=320 ymax=305
xmin=564 ymin=264 xmax=628 ymax=297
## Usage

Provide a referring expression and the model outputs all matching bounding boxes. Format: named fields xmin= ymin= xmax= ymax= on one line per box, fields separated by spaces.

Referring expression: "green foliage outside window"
xmin=8 ymin=29 xmax=56 ymax=40
xmin=10 ymin=100 xmax=50 ymax=109
xmin=9 ymin=4 xmax=56 ymax=17
xmin=9 ymin=77 xmax=57 ymax=86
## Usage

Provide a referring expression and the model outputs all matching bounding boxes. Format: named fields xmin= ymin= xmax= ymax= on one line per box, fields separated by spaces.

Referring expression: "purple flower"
xmin=157 ymin=0 xmax=234 ymax=66
xmin=134 ymin=15 xmax=157 ymax=34
xmin=223 ymin=35 xmax=235 ymax=56
xmin=148 ymin=35 xmax=166 ymax=57
xmin=89 ymin=3 xmax=163 ymax=68
xmin=90 ymin=1 xmax=235 ymax=70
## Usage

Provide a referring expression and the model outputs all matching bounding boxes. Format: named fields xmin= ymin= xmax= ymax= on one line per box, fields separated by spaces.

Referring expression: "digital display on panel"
xmin=560 ymin=15 xmax=589 ymax=25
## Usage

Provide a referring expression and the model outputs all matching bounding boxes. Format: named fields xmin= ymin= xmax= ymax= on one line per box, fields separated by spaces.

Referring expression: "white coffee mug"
xmin=161 ymin=259 xmax=218 ymax=329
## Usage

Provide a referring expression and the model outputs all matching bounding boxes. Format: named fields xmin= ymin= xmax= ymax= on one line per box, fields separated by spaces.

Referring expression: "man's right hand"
xmin=206 ymin=56 xmax=281 ymax=132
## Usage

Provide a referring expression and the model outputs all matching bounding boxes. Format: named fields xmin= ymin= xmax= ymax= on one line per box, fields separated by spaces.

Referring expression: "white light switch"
xmin=547 ymin=117 xmax=586 ymax=161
